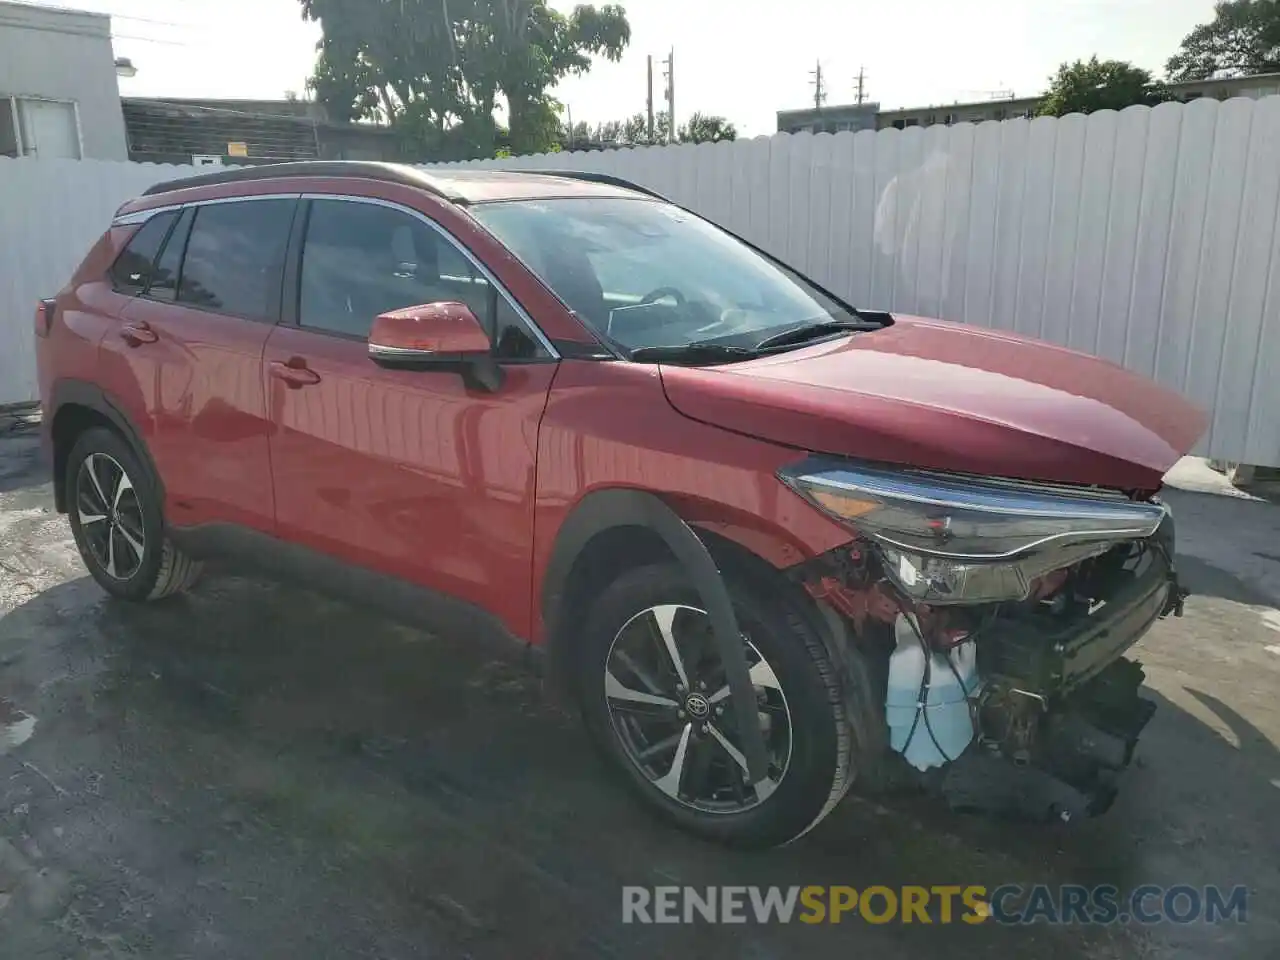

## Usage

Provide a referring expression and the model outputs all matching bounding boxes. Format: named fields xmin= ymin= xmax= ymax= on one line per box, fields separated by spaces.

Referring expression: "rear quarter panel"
xmin=39 ymin=228 xmax=136 ymax=427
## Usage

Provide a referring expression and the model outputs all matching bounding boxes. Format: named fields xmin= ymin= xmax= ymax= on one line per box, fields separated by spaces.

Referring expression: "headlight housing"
xmin=779 ymin=457 xmax=1166 ymax=604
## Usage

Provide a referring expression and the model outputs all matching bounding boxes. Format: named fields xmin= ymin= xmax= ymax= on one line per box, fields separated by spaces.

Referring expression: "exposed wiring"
xmin=895 ymin=609 xmax=961 ymax=765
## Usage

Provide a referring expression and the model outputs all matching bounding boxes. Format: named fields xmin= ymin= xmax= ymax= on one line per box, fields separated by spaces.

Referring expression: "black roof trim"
xmin=141 ymin=161 xmax=466 ymax=202
xmin=528 ymin=170 xmax=668 ymax=201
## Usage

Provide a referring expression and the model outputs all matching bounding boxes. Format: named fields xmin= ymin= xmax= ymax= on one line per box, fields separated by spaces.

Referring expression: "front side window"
xmin=110 ymin=211 xmax=179 ymax=294
xmin=297 ymin=199 xmax=546 ymax=358
xmin=177 ymin=199 xmax=296 ymax=321
xmin=470 ymin=197 xmax=856 ymax=353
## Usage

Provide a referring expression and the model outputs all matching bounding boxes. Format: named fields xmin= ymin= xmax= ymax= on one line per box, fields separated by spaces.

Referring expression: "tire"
xmin=65 ymin=427 xmax=202 ymax=601
xmin=574 ymin=562 xmax=860 ymax=848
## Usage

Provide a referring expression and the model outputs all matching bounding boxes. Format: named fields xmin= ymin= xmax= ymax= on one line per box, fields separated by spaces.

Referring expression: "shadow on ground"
xmin=0 ymin=429 xmax=42 ymax=496
xmin=1 ymin=566 xmax=1275 ymax=960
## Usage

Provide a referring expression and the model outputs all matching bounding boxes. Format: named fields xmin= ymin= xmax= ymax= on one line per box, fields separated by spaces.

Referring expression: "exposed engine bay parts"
xmin=787 ymin=459 xmax=1185 ymax=822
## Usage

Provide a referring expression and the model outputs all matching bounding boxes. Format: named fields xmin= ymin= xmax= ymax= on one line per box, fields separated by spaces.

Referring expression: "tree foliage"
xmin=677 ymin=112 xmax=737 ymax=143
xmin=301 ymin=0 xmax=630 ymax=159
xmin=562 ymin=110 xmax=735 ymax=149
xmin=1167 ymin=0 xmax=1280 ymax=80
xmin=1037 ymin=57 xmax=1171 ymax=117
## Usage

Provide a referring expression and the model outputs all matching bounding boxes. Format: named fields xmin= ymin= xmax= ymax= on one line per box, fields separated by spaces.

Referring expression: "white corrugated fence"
xmin=2 ymin=97 xmax=1279 ymax=465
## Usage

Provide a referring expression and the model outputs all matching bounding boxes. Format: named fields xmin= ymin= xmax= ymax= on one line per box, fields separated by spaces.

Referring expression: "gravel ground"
xmin=1 ymin=422 xmax=1278 ymax=959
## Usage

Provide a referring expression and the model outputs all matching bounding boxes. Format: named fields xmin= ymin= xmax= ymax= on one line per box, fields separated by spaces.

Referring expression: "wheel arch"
xmin=541 ymin=487 xmax=773 ymax=782
xmin=48 ymin=379 xmax=159 ymax=514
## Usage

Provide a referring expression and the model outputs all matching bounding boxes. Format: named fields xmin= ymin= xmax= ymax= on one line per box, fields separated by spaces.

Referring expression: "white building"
xmin=0 ymin=0 xmax=127 ymax=160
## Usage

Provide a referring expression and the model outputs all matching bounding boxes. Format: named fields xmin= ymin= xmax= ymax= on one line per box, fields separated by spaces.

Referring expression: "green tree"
xmin=1038 ymin=57 xmax=1171 ymax=117
xmin=678 ymin=112 xmax=737 ymax=143
xmin=1168 ymin=0 xmax=1280 ymax=80
xmin=614 ymin=110 xmax=666 ymax=144
xmin=595 ymin=119 xmax=624 ymax=142
xmin=301 ymin=0 xmax=630 ymax=159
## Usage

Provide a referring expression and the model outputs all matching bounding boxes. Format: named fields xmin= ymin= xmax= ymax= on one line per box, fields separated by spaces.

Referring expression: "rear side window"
xmin=110 ymin=211 xmax=178 ymax=294
xmin=177 ymin=199 xmax=296 ymax=321
xmin=147 ymin=207 xmax=194 ymax=302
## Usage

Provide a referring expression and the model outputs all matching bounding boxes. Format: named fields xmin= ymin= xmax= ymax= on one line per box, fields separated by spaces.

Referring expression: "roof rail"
xmin=141 ymin=161 xmax=466 ymax=202
xmin=528 ymin=170 xmax=669 ymax=202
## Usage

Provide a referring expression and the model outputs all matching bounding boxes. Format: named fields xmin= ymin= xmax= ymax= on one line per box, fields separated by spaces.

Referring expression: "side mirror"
xmin=368 ymin=301 xmax=504 ymax=391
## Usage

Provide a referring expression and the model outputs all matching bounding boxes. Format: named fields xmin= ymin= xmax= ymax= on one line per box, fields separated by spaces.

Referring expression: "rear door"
xmin=101 ymin=196 xmax=297 ymax=532
xmin=263 ymin=195 xmax=558 ymax=639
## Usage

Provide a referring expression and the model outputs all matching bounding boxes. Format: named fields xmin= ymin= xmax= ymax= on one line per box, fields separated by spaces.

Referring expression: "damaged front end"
xmin=781 ymin=459 xmax=1187 ymax=823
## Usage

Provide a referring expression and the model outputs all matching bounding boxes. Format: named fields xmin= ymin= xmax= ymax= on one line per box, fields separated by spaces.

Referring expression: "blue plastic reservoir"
xmin=885 ymin=614 xmax=981 ymax=770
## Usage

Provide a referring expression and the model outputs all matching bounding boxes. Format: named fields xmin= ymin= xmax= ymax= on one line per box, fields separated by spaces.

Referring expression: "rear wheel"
xmin=575 ymin=562 xmax=858 ymax=847
xmin=66 ymin=427 xmax=202 ymax=601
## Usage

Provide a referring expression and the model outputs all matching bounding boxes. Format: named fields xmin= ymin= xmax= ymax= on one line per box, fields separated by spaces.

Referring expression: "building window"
xmin=903 ymin=118 xmax=919 ymax=127
xmin=892 ymin=119 xmax=905 ymax=130
xmin=0 ymin=96 xmax=81 ymax=159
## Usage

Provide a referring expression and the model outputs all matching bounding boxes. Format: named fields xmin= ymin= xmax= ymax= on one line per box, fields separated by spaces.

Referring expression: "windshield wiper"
xmin=753 ymin=317 xmax=885 ymax=352
xmin=629 ymin=342 xmax=758 ymax=364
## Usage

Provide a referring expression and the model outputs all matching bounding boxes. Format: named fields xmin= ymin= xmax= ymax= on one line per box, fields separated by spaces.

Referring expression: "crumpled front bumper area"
xmin=940 ymin=657 xmax=1156 ymax=822
xmin=938 ymin=541 xmax=1177 ymax=822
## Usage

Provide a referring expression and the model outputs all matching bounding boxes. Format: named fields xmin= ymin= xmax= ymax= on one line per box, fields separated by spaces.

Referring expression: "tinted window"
xmin=110 ymin=211 xmax=178 ymax=294
xmin=147 ymin=207 xmax=194 ymax=301
xmin=299 ymin=199 xmax=495 ymax=339
xmin=178 ymin=199 xmax=296 ymax=321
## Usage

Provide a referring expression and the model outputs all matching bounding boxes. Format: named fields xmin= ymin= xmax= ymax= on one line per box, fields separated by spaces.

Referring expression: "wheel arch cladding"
xmin=542 ymin=488 xmax=770 ymax=782
xmin=49 ymin=380 xmax=160 ymax=514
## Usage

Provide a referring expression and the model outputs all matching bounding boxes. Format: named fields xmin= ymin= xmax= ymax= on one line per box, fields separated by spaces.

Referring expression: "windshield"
xmin=469 ymin=197 xmax=856 ymax=353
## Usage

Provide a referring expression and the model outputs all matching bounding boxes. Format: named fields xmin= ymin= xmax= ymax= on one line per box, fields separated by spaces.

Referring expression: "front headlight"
xmin=779 ymin=457 xmax=1166 ymax=604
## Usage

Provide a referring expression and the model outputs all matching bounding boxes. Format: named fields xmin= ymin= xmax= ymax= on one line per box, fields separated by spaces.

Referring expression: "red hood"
xmin=659 ymin=316 xmax=1207 ymax=491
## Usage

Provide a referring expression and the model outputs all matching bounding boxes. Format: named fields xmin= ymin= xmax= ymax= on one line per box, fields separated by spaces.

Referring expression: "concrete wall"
xmin=2 ymin=97 xmax=1280 ymax=466
xmin=0 ymin=0 xmax=127 ymax=160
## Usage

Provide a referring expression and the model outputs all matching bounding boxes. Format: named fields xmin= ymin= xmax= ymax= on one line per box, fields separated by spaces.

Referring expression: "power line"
xmin=37 ymin=2 xmax=196 ymax=28
xmin=111 ymin=13 xmax=195 ymax=28
xmin=112 ymin=32 xmax=196 ymax=46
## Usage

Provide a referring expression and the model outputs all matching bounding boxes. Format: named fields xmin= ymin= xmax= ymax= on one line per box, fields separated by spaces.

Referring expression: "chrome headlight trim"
xmin=778 ymin=457 xmax=1167 ymax=562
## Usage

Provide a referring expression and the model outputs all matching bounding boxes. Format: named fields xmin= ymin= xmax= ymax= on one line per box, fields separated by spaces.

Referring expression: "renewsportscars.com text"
xmin=622 ymin=884 xmax=1249 ymax=925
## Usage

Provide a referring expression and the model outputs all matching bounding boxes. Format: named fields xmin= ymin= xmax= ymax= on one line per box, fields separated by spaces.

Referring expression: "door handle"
xmin=268 ymin=359 xmax=321 ymax=388
xmin=119 ymin=322 xmax=157 ymax=346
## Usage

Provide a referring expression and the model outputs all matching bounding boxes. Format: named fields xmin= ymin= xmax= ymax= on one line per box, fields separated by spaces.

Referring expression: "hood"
xmin=659 ymin=316 xmax=1207 ymax=491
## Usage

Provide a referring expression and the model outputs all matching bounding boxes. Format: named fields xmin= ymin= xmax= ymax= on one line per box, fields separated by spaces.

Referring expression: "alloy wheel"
xmin=603 ymin=603 xmax=792 ymax=813
xmin=75 ymin=452 xmax=146 ymax=581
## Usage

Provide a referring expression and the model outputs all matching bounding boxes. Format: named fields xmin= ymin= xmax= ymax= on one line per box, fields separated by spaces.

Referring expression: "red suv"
xmin=35 ymin=163 xmax=1205 ymax=846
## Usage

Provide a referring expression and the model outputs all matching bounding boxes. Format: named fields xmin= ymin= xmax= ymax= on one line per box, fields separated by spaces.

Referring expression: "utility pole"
xmin=663 ymin=48 xmax=675 ymax=143
xmin=854 ymin=66 xmax=867 ymax=105
xmin=567 ymin=104 xmax=574 ymax=149
xmin=646 ymin=54 xmax=655 ymax=143
xmin=810 ymin=60 xmax=827 ymax=110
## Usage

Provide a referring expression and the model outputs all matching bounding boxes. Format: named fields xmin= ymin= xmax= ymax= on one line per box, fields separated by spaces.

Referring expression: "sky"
xmin=68 ymin=0 xmax=1223 ymax=136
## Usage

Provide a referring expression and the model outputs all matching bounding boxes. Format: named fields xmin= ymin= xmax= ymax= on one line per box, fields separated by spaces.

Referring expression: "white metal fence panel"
xmin=0 ymin=158 xmax=195 ymax=406
xmin=431 ymin=97 xmax=1280 ymax=465
xmin=2 ymin=99 xmax=1279 ymax=465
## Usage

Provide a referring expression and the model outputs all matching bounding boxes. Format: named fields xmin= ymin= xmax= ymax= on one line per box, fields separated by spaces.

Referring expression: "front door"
xmin=263 ymin=196 xmax=558 ymax=639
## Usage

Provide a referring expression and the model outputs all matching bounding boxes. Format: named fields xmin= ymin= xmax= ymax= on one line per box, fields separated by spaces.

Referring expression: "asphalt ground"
xmin=1 ymin=422 xmax=1277 ymax=959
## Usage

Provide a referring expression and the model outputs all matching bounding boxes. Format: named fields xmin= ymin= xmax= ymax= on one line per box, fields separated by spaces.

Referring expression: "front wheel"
xmin=575 ymin=562 xmax=859 ymax=847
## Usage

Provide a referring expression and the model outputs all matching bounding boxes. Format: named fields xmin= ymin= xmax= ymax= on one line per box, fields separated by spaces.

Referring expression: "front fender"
xmin=542 ymin=488 xmax=770 ymax=783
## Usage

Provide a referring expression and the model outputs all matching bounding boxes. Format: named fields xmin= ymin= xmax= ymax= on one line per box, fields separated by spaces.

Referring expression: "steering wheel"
xmin=639 ymin=286 xmax=686 ymax=306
